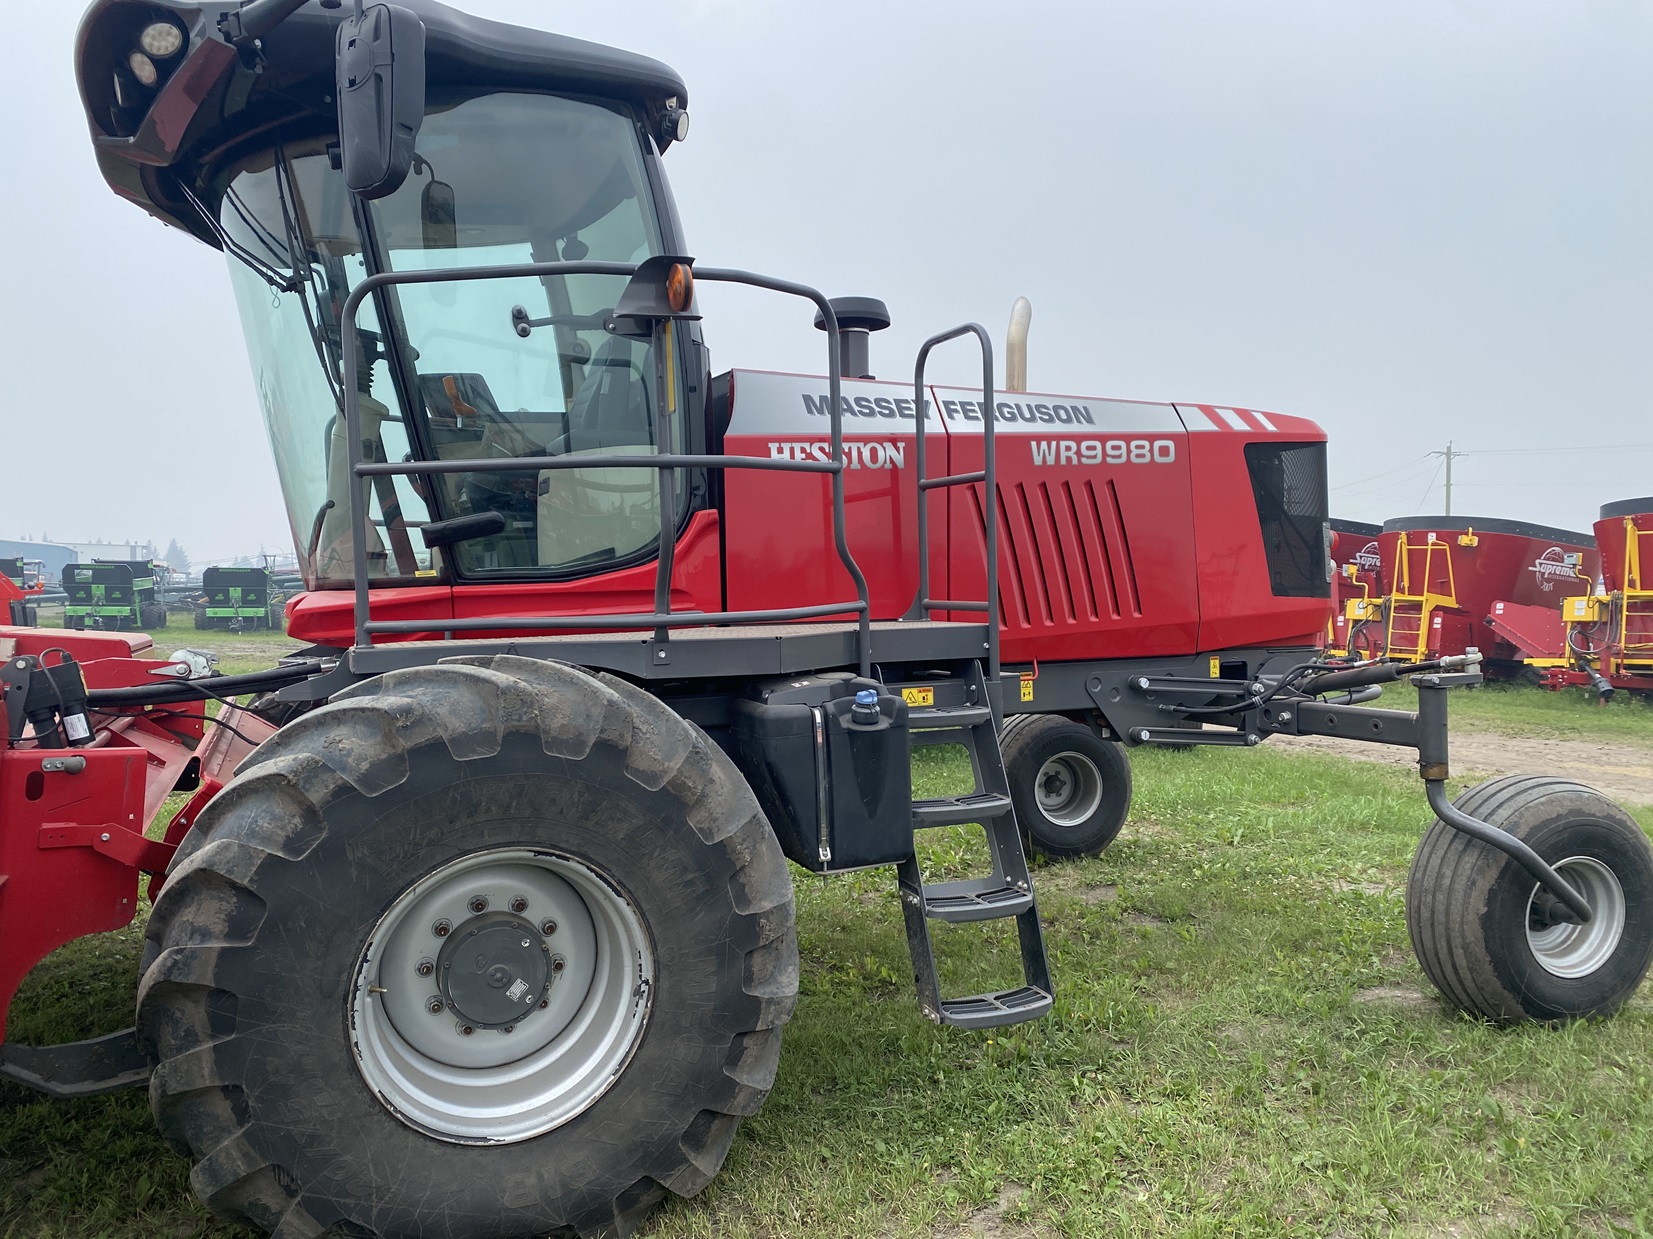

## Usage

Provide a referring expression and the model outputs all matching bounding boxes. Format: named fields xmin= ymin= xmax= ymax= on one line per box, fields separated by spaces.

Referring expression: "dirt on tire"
xmin=1269 ymin=731 xmax=1653 ymax=808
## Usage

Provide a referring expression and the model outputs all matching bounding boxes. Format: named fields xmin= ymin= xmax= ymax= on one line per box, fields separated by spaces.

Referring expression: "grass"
xmin=1 ymin=618 xmax=305 ymax=1237
xmin=5 ymin=735 xmax=1653 ymax=1238
xmin=30 ymin=605 xmax=304 ymax=677
xmin=1379 ymin=678 xmax=1653 ymax=745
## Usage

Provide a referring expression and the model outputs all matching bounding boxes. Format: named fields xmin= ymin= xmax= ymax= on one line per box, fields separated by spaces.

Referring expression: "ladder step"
xmin=895 ymin=659 xmax=1053 ymax=1031
xmin=908 ymin=703 xmax=993 ymax=730
xmin=923 ymin=879 xmax=1033 ymax=922
xmin=936 ymin=986 xmax=1053 ymax=1029
xmin=913 ymin=792 xmax=1012 ymax=827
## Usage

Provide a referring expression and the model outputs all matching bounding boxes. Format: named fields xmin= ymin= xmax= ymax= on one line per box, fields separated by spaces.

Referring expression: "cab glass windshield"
xmin=218 ymin=91 xmax=672 ymax=586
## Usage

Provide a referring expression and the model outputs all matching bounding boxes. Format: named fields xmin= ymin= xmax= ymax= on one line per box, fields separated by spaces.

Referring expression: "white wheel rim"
xmin=349 ymin=847 xmax=653 ymax=1144
xmin=1525 ymin=855 xmax=1626 ymax=980
xmin=1034 ymin=751 xmax=1104 ymax=828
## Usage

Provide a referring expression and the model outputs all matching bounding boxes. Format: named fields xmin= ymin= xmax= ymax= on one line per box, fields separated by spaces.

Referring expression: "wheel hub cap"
xmin=1034 ymin=751 xmax=1104 ymax=828
xmin=435 ymin=911 xmax=551 ymax=1029
xmin=1525 ymin=855 xmax=1626 ymax=980
xmin=349 ymin=847 xmax=653 ymax=1144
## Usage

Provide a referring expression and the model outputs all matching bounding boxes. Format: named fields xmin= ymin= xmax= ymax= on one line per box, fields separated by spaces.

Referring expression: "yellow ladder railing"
xmin=1618 ymin=520 xmax=1653 ymax=671
xmin=1384 ymin=532 xmax=1458 ymax=662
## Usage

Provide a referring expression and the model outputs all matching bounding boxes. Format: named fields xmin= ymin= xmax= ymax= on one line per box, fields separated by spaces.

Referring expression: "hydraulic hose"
xmin=86 ymin=660 xmax=329 ymax=708
xmin=1297 ymin=662 xmax=1408 ymax=697
xmin=1298 ymin=651 xmax=1482 ymax=699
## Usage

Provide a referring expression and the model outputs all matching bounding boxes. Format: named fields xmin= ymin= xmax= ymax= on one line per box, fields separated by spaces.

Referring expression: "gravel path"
xmin=1268 ymin=731 xmax=1653 ymax=808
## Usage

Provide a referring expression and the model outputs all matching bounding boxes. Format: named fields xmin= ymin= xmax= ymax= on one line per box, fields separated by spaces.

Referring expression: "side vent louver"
xmin=968 ymin=481 xmax=1141 ymax=630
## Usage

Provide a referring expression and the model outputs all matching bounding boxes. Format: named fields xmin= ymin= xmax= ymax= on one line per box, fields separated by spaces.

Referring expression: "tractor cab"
xmin=77 ymin=0 xmax=702 ymax=594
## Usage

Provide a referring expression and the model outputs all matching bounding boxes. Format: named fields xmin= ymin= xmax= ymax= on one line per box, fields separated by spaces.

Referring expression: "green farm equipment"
xmin=62 ymin=560 xmax=167 ymax=631
xmin=194 ymin=566 xmax=283 ymax=630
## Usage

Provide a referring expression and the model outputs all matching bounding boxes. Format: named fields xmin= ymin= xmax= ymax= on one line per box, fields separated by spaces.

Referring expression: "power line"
xmin=1330 ymin=455 xmax=1436 ymax=492
xmin=1462 ymin=443 xmax=1653 ymax=456
xmin=1412 ymin=461 xmax=1444 ymax=514
xmin=1451 ymin=481 xmax=1621 ymax=489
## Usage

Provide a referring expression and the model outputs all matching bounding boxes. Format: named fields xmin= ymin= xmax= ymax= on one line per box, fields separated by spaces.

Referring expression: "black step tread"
xmin=922 ymin=879 xmax=1033 ymax=922
xmin=907 ymin=703 xmax=993 ymax=729
xmin=937 ymin=986 xmax=1053 ymax=1029
xmin=912 ymin=791 xmax=1012 ymax=826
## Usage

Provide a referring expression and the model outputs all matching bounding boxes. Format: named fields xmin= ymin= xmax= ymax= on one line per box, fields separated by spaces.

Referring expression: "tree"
xmin=162 ymin=538 xmax=190 ymax=574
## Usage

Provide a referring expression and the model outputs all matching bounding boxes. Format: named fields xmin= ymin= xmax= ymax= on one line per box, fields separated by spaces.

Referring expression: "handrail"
xmin=910 ymin=324 xmax=999 ymax=690
xmin=355 ymin=453 xmax=839 ymax=477
xmin=339 ymin=260 xmax=875 ymax=676
xmin=364 ymin=601 xmax=866 ymax=634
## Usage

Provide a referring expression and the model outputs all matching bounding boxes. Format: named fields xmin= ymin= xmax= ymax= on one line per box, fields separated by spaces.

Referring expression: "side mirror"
xmin=335 ymin=3 xmax=425 ymax=199
xmin=421 ymin=177 xmax=456 ymax=249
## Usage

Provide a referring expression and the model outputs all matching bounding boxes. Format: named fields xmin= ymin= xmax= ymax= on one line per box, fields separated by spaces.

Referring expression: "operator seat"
xmin=417 ymin=372 xmax=543 ymax=569
xmin=538 ymin=335 xmax=661 ymax=568
xmin=315 ymin=395 xmax=391 ymax=581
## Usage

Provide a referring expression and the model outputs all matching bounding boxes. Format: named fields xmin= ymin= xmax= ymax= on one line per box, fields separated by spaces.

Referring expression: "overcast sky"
xmin=4 ymin=0 xmax=1650 ymax=564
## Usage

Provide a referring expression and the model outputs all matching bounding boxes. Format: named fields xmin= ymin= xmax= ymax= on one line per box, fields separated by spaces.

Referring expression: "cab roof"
xmin=76 ymin=0 xmax=687 ymax=245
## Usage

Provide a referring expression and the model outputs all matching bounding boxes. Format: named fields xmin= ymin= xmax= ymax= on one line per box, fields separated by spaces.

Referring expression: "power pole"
xmin=1429 ymin=442 xmax=1467 ymax=514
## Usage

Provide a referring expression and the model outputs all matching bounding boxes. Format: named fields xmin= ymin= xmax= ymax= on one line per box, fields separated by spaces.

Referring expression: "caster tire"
xmin=139 ymin=656 xmax=798 ymax=1238
xmin=1406 ymin=775 xmax=1653 ymax=1023
xmin=1002 ymin=714 xmax=1132 ymax=859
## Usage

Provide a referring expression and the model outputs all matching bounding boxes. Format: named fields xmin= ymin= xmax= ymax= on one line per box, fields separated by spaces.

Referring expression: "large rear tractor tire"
xmin=1406 ymin=775 xmax=1653 ymax=1022
xmin=1002 ymin=715 xmax=1132 ymax=859
xmin=138 ymin=656 xmax=798 ymax=1238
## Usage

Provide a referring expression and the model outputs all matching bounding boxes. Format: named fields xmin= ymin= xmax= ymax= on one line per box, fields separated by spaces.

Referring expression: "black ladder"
xmin=893 ymin=661 xmax=1053 ymax=1029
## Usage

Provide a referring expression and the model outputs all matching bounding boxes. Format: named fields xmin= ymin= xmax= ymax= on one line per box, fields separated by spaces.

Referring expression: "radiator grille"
xmin=1244 ymin=440 xmax=1329 ymax=598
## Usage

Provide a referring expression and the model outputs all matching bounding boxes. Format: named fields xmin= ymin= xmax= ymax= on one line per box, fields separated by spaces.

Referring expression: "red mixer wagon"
xmin=1374 ymin=516 xmax=1598 ymax=676
xmin=1540 ymin=497 xmax=1653 ymax=699
xmin=1327 ymin=518 xmax=1383 ymax=657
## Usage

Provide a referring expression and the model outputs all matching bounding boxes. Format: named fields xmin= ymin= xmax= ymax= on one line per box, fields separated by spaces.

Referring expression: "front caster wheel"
xmin=139 ymin=656 xmax=798 ymax=1238
xmin=1002 ymin=715 xmax=1132 ymax=859
xmin=1406 ymin=775 xmax=1653 ymax=1022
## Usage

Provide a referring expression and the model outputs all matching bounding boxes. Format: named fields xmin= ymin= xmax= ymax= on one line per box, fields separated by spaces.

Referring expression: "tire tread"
xmin=1407 ymin=775 xmax=1653 ymax=1022
xmin=140 ymin=656 xmax=797 ymax=1238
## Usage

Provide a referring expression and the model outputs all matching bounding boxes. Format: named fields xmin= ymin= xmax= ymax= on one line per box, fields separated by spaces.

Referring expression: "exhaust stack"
xmin=1005 ymin=297 xmax=1032 ymax=392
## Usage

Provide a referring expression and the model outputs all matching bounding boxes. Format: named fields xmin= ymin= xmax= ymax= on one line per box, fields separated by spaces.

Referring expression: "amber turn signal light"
xmin=665 ymin=262 xmax=693 ymax=313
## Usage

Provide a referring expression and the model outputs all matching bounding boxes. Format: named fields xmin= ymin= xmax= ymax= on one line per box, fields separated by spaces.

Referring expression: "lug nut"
xmin=551 ymin=955 xmax=566 ymax=974
xmin=501 ymin=1024 xmax=515 ymax=1034
xmin=510 ymin=896 xmax=529 ymax=913
xmin=468 ymin=896 xmax=489 ymax=914
xmin=459 ymin=1024 xmax=474 ymax=1036
xmin=540 ymin=919 xmax=557 ymax=936
xmin=415 ymin=958 xmax=435 ymax=977
xmin=432 ymin=919 xmax=452 ymax=938
xmin=539 ymin=999 xmax=550 ymax=1009
xmin=427 ymin=997 xmax=445 ymax=1015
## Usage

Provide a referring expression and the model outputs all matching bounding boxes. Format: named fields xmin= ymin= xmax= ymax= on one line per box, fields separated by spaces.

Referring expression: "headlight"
xmin=128 ymin=51 xmax=158 ymax=86
xmin=139 ymin=21 xmax=184 ymax=58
